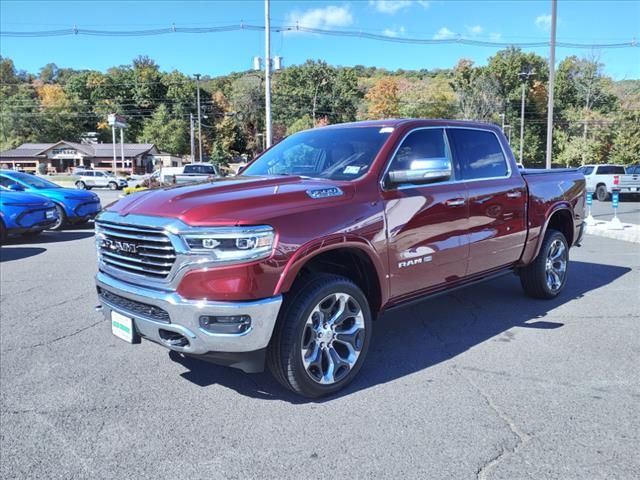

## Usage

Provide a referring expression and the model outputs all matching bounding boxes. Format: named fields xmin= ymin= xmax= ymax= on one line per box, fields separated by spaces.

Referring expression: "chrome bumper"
xmin=96 ymin=271 xmax=282 ymax=355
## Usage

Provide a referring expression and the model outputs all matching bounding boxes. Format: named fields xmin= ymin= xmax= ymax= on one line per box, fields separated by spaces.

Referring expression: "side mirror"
xmin=8 ymin=183 xmax=24 ymax=191
xmin=386 ymin=158 xmax=451 ymax=186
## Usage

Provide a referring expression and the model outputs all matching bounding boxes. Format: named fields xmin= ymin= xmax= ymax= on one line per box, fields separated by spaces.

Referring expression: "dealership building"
xmin=0 ymin=141 xmax=184 ymax=174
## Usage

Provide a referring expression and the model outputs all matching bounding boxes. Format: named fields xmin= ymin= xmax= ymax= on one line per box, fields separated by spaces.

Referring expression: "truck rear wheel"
xmin=596 ymin=184 xmax=609 ymax=201
xmin=268 ymin=274 xmax=372 ymax=398
xmin=520 ymin=229 xmax=569 ymax=299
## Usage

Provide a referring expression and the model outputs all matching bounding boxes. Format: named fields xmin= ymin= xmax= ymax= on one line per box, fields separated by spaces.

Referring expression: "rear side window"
xmin=447 ymin=129 xmax=509 ymax=180
xmin=596 ymin=165 xmax=625 ymax=175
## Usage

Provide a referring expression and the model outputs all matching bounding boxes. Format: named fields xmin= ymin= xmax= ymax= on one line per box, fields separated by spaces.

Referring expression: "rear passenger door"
xmin=446 ymin=128 xmax=527 ymax=276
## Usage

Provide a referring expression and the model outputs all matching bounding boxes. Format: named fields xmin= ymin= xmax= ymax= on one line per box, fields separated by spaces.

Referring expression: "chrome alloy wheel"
xmin=300 ymin=293 xmax=366 ymax=385
xmin=545 ymin=239 xmax=567 ymax=291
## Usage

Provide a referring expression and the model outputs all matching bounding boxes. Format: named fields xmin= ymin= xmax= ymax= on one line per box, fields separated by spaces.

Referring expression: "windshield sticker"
xmin=344 ymin=166 xmax=361 ymax=175
xmin=379 ymin=127 xmax=394 ymax=133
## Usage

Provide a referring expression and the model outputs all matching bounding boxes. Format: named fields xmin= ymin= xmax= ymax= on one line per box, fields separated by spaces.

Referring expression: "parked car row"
xmin=0 ymin=169 xmax=101 ymax=242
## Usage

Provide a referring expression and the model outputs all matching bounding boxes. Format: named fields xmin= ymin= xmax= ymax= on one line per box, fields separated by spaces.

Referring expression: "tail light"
xmin=613 ymin=175 xmax=619 ymax=185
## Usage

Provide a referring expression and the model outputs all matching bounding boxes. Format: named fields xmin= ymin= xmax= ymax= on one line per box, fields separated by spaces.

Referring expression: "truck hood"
xmin=106 ymin=176 xmax=355 ymax=226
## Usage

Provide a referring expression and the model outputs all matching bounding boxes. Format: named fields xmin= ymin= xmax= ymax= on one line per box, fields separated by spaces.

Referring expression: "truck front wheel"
xmin=520 ymin=229 xmax=569 ymax=299
xmin=268 ymin=274 xmax=372 ymax=398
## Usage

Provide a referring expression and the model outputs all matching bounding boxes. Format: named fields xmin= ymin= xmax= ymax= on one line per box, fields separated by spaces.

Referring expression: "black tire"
xmin=21 ymin=230 xmax=43 ymax=238
xmin=76 ymin=181 xmax=87 ymax=190
xmin=596 ymin=184 xmax=609 ymax=202
xmin=520 ymin=229 xmax=569 ymax=299
xmin=0 ymin=220 xmax=7 ymax=244
xmin=49 ymin=204 xmax=67 ymax=231
xmin=108 ymin=181 xmax=118 ymax=191
xmin=267 ymin=273 xmax=372 ymax=398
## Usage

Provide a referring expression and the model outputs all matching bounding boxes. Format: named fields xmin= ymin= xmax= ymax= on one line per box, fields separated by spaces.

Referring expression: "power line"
xmin=0 ymin=23 xmax=638 ymax=49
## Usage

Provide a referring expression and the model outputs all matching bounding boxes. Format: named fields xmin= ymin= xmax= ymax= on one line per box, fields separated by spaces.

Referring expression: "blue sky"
xmin=1 ymin=0 xmax=639 ymax=79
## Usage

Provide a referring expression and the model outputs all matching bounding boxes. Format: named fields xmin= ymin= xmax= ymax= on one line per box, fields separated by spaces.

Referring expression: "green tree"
xmin=273 ymin=60 xmax=359 ymax=127
xmin=139 ymin=103 xmax=189 ymax=154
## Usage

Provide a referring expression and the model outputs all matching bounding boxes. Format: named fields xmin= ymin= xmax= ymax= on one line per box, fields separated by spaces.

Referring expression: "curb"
xmin=585 ymin=221 xmax=640 ymax=244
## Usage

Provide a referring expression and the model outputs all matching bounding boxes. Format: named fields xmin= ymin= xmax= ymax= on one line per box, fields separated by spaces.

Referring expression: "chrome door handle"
xmin=445 ymin=198 xmax=465 ymax=207
xmin=506 ymin=191 xmax=522 ymax=198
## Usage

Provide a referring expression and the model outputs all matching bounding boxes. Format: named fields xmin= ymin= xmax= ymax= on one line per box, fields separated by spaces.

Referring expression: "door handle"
xmin=445 ymin=198 xmax=465 ymax=207
xmin=506 ymin=190 xmax=522 ymax=198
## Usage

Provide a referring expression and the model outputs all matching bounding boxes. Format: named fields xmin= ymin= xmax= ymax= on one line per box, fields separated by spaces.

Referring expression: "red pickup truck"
xmin=95 ymin=119 xmax=585 ymax=398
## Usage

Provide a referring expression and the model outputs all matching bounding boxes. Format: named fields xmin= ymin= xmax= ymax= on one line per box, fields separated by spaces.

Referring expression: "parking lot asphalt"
xmin=590 ymin=196 xmax=640 ymax=224
xmin=1 ymin=191 xmax=639 ymax=479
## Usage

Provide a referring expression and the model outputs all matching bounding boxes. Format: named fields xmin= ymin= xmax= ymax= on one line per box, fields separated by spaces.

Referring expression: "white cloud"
xmin=465 ymin=24 xmax=483 ymax=35
xmin=535 ymin=14 xmax=552 ymax=31
xmin=286 ymin=5 xmax=353 ymax=30
xmin=489 ymin=32 xmax=502 ymax=41
xmin=383 ymin=26 xmax=406 ymax=37
xmin=369 ymin=1 xmax=411 ymax=14
xmin=433 ymin=27 xmax=455 ymax=40
xmin=417 ymin=0 xmax=430 ymax=8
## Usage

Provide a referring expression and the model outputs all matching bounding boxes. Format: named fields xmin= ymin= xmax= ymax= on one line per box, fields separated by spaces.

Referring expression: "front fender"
xmin=274 ymin=234 xmax=389 ymax=308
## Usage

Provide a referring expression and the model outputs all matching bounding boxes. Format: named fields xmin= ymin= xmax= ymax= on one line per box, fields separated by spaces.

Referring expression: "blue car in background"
xmin=0 ymin=170 xmax=101 ymax=230
xmin=0 ymin=190 xmax=58 ymax=242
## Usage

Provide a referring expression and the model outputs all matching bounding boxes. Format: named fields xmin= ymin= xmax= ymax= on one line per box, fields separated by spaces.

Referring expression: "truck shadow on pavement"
xmin=0 ymin=246 xmax=47 ymax=262
xmin=169 ymin=260 xmax=631 ymax=403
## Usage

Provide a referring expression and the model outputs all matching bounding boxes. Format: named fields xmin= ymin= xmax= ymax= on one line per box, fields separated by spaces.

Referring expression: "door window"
xmin=447 ymin=129 xmax=509 ymax=180
xmin=0 ymin=175 xmax=15 ymax=188
xmin=386 ymin=128 xmax=450 ymax=183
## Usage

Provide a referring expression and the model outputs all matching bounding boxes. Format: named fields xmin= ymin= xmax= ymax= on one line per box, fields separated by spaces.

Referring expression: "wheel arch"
xmin=532 ymin=205 xmax=575 ymax=260
xmin=276 ymin=239 xmax=388 ymax=315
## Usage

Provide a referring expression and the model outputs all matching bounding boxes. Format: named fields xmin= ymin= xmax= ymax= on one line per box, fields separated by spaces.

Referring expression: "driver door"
xmin=381 ymin=128 xmax=470 ymax=300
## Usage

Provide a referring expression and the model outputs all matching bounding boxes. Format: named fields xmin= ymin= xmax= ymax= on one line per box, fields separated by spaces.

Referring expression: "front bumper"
xmin=96 ymin=271 xmax=282 ymax=358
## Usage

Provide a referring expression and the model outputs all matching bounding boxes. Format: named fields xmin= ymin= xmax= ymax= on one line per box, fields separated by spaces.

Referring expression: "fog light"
xmin=199 ymin=315 xmax=251 ymax=334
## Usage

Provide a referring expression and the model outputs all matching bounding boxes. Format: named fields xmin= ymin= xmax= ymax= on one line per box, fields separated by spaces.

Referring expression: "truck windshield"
xmin=242 ymin=127 xmax=392 ymax=181
xmin=7 ymin=172 xmax=61 ymax=189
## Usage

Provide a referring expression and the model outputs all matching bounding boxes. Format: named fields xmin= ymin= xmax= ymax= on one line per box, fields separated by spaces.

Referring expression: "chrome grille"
xmin=96 ymin=220 xmax=176 ymax=279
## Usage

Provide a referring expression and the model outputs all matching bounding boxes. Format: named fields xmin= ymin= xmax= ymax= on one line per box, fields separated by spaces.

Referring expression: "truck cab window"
xmin=387 ymin=128 xmax=449 ymax=179
xmin=447 ymin=129 xmax=509 ymax=180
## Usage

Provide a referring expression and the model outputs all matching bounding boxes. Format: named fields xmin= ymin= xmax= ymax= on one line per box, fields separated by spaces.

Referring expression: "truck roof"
xmin=322 ymin=118 xmax=500 ymax=131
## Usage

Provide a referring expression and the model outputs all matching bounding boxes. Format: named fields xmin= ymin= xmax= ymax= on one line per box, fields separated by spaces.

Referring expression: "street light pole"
xmin=111 ymin=124 xmax=117 ymax=173
xmin=195 ymin=73 xmax=203 ymax=162
xmin=545 ymin=0 xmax=558 ymax=169
xmin=264 ymin=0 xmax=272 ymax=148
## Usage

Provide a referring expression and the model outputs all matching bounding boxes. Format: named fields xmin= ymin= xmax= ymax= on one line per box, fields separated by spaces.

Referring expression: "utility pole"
xmin=190 ymin=113 xmax=195 ymax=162
xmin=120 ymin=128 xmax=125 ymax=173
xmin=264 ymin=0 xmax=272 ymax=148
xmin=194 ymin=73 xmax=203 ymax=162
xmin=545 ymin=0 xmax=558 ymax=169
xmin=518 ymin=67 xmax=534 ymax=165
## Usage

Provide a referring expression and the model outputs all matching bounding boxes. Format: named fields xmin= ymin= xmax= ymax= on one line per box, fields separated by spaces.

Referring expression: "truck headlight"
xmin=182 ymin=226 xmax=275 ymax=264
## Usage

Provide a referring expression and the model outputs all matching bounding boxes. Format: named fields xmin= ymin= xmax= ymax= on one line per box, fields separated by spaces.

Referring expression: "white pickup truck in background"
xmin=173 ymin=163 xmax=220 ymax=184
xmin=578 ymin=164 xmax=640 ymax=201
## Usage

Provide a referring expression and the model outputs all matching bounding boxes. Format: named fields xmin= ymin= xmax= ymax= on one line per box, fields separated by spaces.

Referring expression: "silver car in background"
xmin=75 ymin=170 xmax=128 ymax=190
